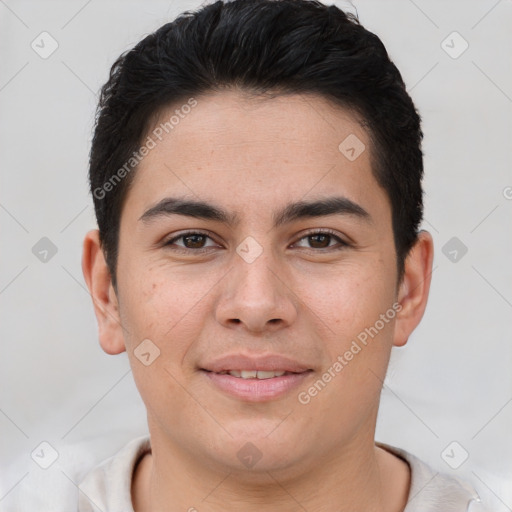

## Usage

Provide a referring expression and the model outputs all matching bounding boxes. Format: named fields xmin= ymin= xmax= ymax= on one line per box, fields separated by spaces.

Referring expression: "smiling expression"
xmin=94 ymin=89 xmax=416 ymax=474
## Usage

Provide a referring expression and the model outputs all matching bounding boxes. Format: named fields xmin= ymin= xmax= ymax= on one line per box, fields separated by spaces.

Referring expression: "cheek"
xmin=300 ymin=261 xmax=395 ymax=341
xmin=118 ymin=271 xmax=211 ymax=424
xmin=118 ymin=261 xmax=222 ymax=368
xmin=296 ymin=270 xmax=397 ymax=432
xmin=121 ymin=276 xmax=195 ymax=343
xmin=302 ymin=261 xmax=397 ymax=411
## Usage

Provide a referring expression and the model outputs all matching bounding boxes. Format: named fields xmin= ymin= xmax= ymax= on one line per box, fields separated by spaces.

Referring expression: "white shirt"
xmin=78 ymin=435 xmax=486 ymax=512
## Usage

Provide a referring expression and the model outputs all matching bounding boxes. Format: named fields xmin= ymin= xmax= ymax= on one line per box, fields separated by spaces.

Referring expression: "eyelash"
xmin=163 ymin=229 xmax=349 ymax=253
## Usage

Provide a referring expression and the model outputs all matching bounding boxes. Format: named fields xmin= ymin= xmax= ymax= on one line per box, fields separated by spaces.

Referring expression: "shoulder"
xmin=377 ymin=443 xmax=487 ymax=512
xmin=78 ymin=434 xmax=151 ymax=512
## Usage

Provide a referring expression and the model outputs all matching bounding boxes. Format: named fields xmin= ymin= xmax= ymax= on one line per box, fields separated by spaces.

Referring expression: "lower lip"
xmin=202 ymin=370 xmax=312 ymax=402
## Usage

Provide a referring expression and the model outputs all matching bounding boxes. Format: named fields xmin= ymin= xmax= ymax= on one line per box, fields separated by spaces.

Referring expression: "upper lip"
xmin=201 ymin=353 xmax=312 ymax=373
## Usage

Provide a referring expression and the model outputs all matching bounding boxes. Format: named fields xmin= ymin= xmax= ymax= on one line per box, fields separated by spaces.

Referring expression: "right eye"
xmin=163 ymin=231 xmax=221 ymax=252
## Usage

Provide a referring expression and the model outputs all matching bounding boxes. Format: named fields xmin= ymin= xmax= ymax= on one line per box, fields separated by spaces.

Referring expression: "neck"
xmin=132 ymin=428 xmax=410 ymax=512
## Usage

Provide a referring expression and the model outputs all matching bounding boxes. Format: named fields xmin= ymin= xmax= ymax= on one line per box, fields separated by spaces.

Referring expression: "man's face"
xmin=113 ymin=91 xmax=401 ymax=473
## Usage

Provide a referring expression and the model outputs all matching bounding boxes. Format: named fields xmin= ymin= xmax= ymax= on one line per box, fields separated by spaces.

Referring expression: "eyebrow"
xmin=139 ymin=196 xmax=371 ymax=228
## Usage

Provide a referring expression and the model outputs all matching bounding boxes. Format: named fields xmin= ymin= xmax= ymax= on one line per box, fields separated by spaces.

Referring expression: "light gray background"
xmin=1 ymin=0 xmax=511 ymax=510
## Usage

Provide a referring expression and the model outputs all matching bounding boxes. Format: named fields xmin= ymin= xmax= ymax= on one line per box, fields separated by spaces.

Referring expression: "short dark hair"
xmin=89 ymin=0 xmax=424 ymax=288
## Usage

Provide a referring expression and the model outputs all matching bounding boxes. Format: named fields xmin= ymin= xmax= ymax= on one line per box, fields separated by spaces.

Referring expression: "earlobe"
xmin=82 ymin=229 xmax=126 ymax=355
xmin=393 ymin=230 xmax=434 ymax=347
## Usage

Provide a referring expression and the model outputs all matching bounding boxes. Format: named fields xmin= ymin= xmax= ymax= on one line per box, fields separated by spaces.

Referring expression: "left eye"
xmin=294 ymin=231 xmax=346 ymax=250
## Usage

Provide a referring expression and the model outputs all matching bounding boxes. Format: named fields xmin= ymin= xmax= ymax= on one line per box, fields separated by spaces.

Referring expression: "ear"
xmin=393 ymin=230 xmax=434 ymax=347
xmin=82 ymin=229 xmax=126 ymax=355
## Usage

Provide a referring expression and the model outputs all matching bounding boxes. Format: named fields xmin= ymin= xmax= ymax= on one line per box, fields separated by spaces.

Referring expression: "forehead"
xmin=147 ymin=90 xmax=366 ymax=160
xmin=126 ymin=90 xmax=387 ymax=218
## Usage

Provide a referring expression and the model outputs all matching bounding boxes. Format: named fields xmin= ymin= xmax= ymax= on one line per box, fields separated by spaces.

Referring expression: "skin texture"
xmin=82 ymin=90 xmax=434 ymax=512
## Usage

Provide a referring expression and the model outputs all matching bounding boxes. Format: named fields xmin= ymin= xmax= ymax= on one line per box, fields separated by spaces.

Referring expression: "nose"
xmin=214 ymin=248 xmax=298 ymax=334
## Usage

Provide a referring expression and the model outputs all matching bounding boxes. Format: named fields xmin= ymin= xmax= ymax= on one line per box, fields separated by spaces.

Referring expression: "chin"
xmin=206 ymin=426 xmax=305 ymax=474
